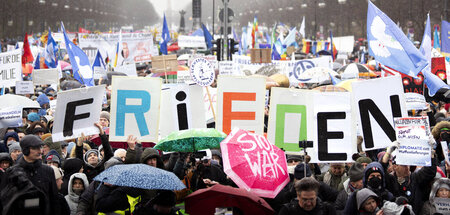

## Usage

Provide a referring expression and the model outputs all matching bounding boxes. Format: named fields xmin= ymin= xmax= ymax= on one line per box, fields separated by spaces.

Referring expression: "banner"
xmin=394 ymin=117 xmax=431 ymax=166
xmin=15 ymin=81 xmax=34 ymax=95
xmin=52 ymin=86 xmax=105 ymax=141
xmin=267 ymin=87 xmax=313 ymax=152
xmin=160 ymin=84 xmax=206 ymax=138
xmin=178 ymin=35 xmax=207 ymax=49
xmin=0 ymin=49 xmax=22 ymax=87
xmin=310 ymin=92 xmax=356 ymax=163
xmin=217 ymin=76 xmax=266 ymax=135
xmin=109 ymin=76 xmax=162 ymax=142
xmin=78 ymin=33 xmax=156 ymax=64
xmin=32 ymin=68 xmax=59 ymax=85
xmin=352 ymin=76 xmax=407 ymax=150
xmin=0 ymin=106 xmax=23 ymax=128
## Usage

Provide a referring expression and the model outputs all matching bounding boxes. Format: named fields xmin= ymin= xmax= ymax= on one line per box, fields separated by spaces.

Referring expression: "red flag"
xmin=79 ymin=27 xmax=91 ymax=33
xmin=22 ymin=33 xmax=34 ymax=65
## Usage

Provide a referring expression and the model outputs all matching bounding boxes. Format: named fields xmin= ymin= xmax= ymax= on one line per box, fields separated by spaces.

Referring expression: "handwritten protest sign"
xmin=0 ymin=49 xmax=22 ymax=87
xmin=352 ymin=76 xmax=407 ymax=151
xmin=394 ymin=117 xmax=431 ymax=166
xmin=0 ymin=107 xmax=23 ymax=128
xmin=15 ymin=81 xmax=34 ymax=95
xmin=52 ymin=86 xmax=105 ymax=141
xmin=217 ymin=76 xmax=266 ymax=134
xmin=160 ymin=84 xmax=206 ymax=138
xmin=219 ymin=61 xmax=235 ymax=76
xmin=109 ymin=76 xmax=161 ymax=142
xmin=178 ymin=35 xmax=207 ymax=49
xmin=434 ymin=198 xmax=450 ymax=214
xmin=405 ymin=93 xmax=427 ymax=110
xmin=32 ymin=68 xmax=59 ymax=85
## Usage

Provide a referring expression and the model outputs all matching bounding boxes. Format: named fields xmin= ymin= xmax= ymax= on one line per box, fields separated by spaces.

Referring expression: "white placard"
xmin=177 ymin=70 xmax=193 ymax=83
xmin=441 ymin=141 xmax=449 ymax=164
xmin=190 ymin=58 xmax=215 ymax=87
xmin=15 ymin=81 xmax=34 ymax=95
xmin=332 ymin=36 xmax=355 ymax=53
xmin=0 ymin=106 xmax=23 ymax=128
xmin=352 ymin=76 xmax=407 ymax=150
xmin=109 ymin=76 xmax=162 ymax=142
xmin=52 ymin=86 xmax=105 ymax=141
xmin=32 ymin=68 xmax=59 ymax=85
xmin=219 ymin=61 xmax=235 ymax=76
xmin=114 ymin=63 xmax=137 ymax=77
xmin=93 ymin=66 xmax=107 ymax=79
xmin=159 ymin=84 xmax=206 ymax=139
xmin=203 ymin=87 xmax=217 ymax=124
xmin=435 ymin=198 xmax=450 ymax=214
xmin=217 ymin=76 xmax=266 ymax=135
xmin=404 ymin=93 xmax=427 ymax=110
xmin=0 ymin=49 xmax=22 ymax=87
xmin=395 ymin=139 xmax=432 ymax=166
xmin=178 ymin=35 xmax=207 ymax=49
xmin=394 ymin=117 xmax=430 ymax=141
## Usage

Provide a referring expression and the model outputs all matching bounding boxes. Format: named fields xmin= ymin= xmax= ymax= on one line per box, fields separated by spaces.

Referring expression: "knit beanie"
xmin=349 ymin=162 xmax=365 ymax=182
xmin=100 ymin=111 xmax=110 ymax=122
xmin=356 ymin=156 xmax=372 ymax=164
xmin=294 ymin=163 xmax=312 ymax=180
xmin=7 ymin=141 xmax=22 ymax=154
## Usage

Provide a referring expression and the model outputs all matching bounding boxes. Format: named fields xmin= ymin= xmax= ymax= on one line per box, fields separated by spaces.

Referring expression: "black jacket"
xmin=75 ymin=134 xmax=113 ymax=182
xmin=278 ymin=197 xmax=336 ymax=215
xmin=95 ymin=185 xmax=143 ymax=213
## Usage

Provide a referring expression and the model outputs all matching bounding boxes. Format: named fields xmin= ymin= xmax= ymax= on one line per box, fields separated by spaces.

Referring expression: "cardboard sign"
xmin=250 ymin=49 xmax=271 ymax=64
xmin=352 ymin=76 xmax=407 ymax=151
xmin=151 ymin=55 xmax=178 ymax=73
xmin=15 ymin=81 xmax=34 ymax=95
xmin=178 ymin=35 xmax=207 ymax=49
xmin=32 ymin=68 xmax=59 ymax=85
xmin=203 ymin=87 xmax=217 ymax=124
xmin=217 ymin=76 xmax=266 ymax=135
xmin=394 ymin=117 xmax=431 ymax=166
xmin=0 ymin=49 xmax=22 ymax=87
xmin=109 ymin=76 xmax=162 ymax=142
xmin=435 ymin=198 xmax=450 ymax=214
xmin=114 ymin=63 xmax=137 ymax=77
xmin=52 ymin=86 xmax=105 ymax=141
xmin=267 ymin=87 xmax=314 ymax=152
xmin=310 ymin=92 xmax=356 ymax=163
xmin=160 ymin=84 xmax=206 ymax=138
xmin=190 ymin=58 xmax=215 ymax=87
xmin=0 ymin=106 xmax=23 ymax=128
xmin=405 ymin=93 xmax=427 ymax=110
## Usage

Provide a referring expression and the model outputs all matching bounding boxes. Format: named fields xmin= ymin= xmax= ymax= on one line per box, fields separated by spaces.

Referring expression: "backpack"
xmin=1 ymin=166 xmax=50 ymax=215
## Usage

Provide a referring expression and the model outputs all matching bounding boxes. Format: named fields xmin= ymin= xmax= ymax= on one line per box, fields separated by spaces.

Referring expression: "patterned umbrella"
xmin=93 ymin=164 xmax=186 ymax=190
xmin=338 ymin=63 xmax=378 ymax=80
xmin=154 ymin=128 xmax=227 ymax=152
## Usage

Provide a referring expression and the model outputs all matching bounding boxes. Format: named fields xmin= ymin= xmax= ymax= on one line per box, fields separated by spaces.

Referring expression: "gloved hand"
xmin=387 ymin=140 xmax=400 ymax=154
xmin=428 ymin=135 xmax=436 ymax=148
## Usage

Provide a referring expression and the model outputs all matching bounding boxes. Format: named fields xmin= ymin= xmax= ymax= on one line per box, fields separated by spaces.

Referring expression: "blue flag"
xmin=44 ymin=28 xmax=58 ymax=68
xmin=160 ymin=14 xmax=171 ymax=55
xmin=61 ymin=22 xmax=94 ymax=86
xmin=34 ymin=53 xmax=41 ymax=69
xmin=92 ymin=50 xmax=106 ymax=71
xmin=271 ymin=44 xmax=281 ymax=60
xmin=201 ymin=23 xmax=213 ymax=49
xmin=442 ymin=20 xmax=450 ymax=56
xmin=329 ymin=72 xmax=341 ymax=85
xmin=434 ymin=26 xmax=441 ymax=50
xmin=419 ymin=14 xmax=431 ymax=62
xmin=367 ymin=1 xmax=428 ymax=77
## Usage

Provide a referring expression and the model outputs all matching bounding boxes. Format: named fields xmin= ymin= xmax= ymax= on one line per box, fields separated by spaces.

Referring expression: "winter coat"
xmin=356 ymin=188 xmax=379 ymax=213
xmin=409 ymin=164 xmax=438 ymax=214
xmin=284 ymin=180 xmax=339 ymax=205
xmin=61 ymin=158 xmax=84 ymax=196
xmin=278 ymin=197 xmax=336 ymax=215
xmin=75 ymin=134 xmax=113 ymax=182
xmin=317 ymin=170 xmax=347 ymax=191
xmin=76 ymin=180 xmax=100 ymax=215
xmin=420 ymin=178 xmax=450 ymax=215
xmin=124 ymin=143 xmax=143 ymax=164
xmin=140 ymin=147 xmax=165 ymax=169
xmin=95 ymin=184 xmax=143 ymax=214
xmin=65 ymin=173 xmax=89 ymax=215
xmin=335 ymin=178 xmax=353 ymax=213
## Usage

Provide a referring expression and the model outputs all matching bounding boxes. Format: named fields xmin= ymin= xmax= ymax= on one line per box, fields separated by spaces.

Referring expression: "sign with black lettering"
xmin=434 ymin=198 xmax=450 ymax=213
xmin=160 ymin=84 xmax=206 ymax=138
xmin=309 ymin=92 xmax=355 ymax=163
xmin=52 ymin=85 xmax=105 ymax=141
xmin=0 ymin=106 xmax=23 ymax=128
xmin=15 ymin=81 xmax=34 ymax=95
xmin=0 ymin=49 xmax=22 ymax=87
xmin=352 ymin=76 xmax=407 ymax=151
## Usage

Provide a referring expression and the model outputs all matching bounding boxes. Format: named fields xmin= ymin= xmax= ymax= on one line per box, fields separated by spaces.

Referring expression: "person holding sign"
xmin=421 ymin=178 xmax=450 ymax=214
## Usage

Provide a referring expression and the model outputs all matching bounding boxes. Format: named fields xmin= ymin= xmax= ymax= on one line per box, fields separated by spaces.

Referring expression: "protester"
xmin=317 ymin=163 xmax=348 ymax=191
xmin=65 ymin=173 xmax=89 ymax=215
xmin=421 ymin=178 xmax=450 ymax=214
xmin=335 ymin=162 xmax=365 ymax=213
xmin=61 ymin=157 xmax=84 ymax=196
xmin=7 ymin=141 xmax=22 ymax=162
xmin=355 ymin=188 xmax=381 ymax=215
xmin=50 ymin=165 xmax=71 ymax=215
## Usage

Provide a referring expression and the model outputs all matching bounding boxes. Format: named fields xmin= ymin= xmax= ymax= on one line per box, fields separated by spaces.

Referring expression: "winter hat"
xmin=294 ymin=163 xmax=312 ymax=180
xmin=287 ymin=154 xmax=303 ymax=163
xmin=0 ymin=153 xmax=13 ymax=167
xmin=27 ymin=112 xmax=40 ymax=122
xmin=50 ymin=165 xmax=64 ymax=180
xmin=43 ymin=136 xmax=63 ymax=158
xmin=84 ymin=149 xmax=101 ymax=165
xmin=20 ymin=135 xmax=44 ymax=156
xmin=356 ymin=156 xmax=372 ymax=164
xmin=7 ymin=141 xmax=21 ymax=154
xmin=365 ymin=165 xmax=383 ymax=179
xmin=100 ymin=111 xmax=110 ymax=122
xmin=349 ymin=162 xmax=365 ymax=182
xmin=46 ymin=154 xmax=60 ymax=165
xmin=36 ymin=94 xmax=50 ymax=107
xmin=104 ymin=157 xmax=123 ymax=169
xmin=40 ymin=133 xmax=52 ymax=141
xmin=62 ymin=158 xmax=84 ymax=178
xmin=439 ymin=183 xmax=450 ymax=191
xmin=3 ymin=132 xmax=19 ymax=144
xmin=140 ymin=148 xmax=160 ymax=164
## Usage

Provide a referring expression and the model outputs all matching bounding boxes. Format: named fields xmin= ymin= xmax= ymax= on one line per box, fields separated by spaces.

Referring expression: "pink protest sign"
xmin=220 ymin=128 xmax=289 ymax=198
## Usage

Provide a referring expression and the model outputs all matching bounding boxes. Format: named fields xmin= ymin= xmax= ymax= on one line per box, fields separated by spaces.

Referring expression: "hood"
xmin=36 ymin=94 xmax=50 ymax=107
xmin=0 ymin=152 xmax=13 ymax=166
xmin=3 ymin=132 xmax=19 ymax=145
xmin=83 ymin=149 xmax=101 ymax=168
xmin=62 ymin=158 xmax=84 ymax=179
xmin=432 ymin=121 xmax=450 ymax=140
xmin=356 ymin=188 xmax=379 ymax=211
xmin=429 ymin=178 xmax=450 ymax=204
xmin=343 ymin=178 xmax=352 ymax=195
xmin=67 ymin=173 xmax=89 ymax=200
xmin=140 ymin=148 xmax=164 ymax=169
xmin=363 ymin=162 xmax=385 ymax=188
xmin=382 ymin=201 xmax=413 ymax=215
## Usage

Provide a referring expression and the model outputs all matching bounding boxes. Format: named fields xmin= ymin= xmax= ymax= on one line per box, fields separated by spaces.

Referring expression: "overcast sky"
xmin=148 ymin=0 xmax=191 ymax=17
